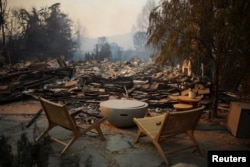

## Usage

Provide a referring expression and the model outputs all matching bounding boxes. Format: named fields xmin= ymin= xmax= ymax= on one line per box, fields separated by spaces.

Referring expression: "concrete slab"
xmin=106 ymin=134 xmax=133 ymax=152
xmin=114 ymin=150 xmax=163 ymax=167
xmin=78 ymin=148 xmax=109 ymax=167
xmin=1 ymin=101 xmax=250 ymax=167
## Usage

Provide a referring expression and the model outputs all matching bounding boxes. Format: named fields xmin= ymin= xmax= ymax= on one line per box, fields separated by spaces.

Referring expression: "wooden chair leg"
xmin=61 ymin=136 xmax=78 ymax=154
xmin=134 ymin=129 xmax=143 ymax=143
xmin=95 ymin=118 xmax=106 ymax=140
xmin=152 ymin=140 xmax=170 ymax=166
xmin=186 ymin=130 xmax=203 ymax=156
xmin=36 ymin=124 xmax=55 ymax=141
xmin=95 ymin=127 xmax=106 ymax=140
xmin=79 ymin=118 xmax=106 ymax=140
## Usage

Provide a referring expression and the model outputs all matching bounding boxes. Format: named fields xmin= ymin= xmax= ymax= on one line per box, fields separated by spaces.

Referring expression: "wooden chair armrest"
xmin=134 ymin=113 xmax=167 ymax=127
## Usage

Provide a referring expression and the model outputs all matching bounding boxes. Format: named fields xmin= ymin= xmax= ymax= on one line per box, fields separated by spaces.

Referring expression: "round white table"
xmin=99 ymin=99 xmax=148 ymax=128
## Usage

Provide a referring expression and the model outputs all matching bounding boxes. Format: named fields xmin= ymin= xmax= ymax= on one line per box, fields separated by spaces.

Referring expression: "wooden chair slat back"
xmin=40 ymin=97 xmax=77 ymax=130
xmin=161 ymin=106 xmax=204 ymax=137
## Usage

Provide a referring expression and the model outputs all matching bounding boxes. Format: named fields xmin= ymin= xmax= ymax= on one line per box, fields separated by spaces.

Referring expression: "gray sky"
xmin=8 ymin=0 xmax=150 ymax=38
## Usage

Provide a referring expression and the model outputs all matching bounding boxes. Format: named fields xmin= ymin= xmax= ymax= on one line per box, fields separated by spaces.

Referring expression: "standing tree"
xmin=92 ymin=37 xmax=111 ymax=61
xmin=133 ymin=31 xmax=148 ymax=52
xmin=73 ymin=20 xmax=87 ymax=60
xmin=17 ymin=7 xmax=45 ymax=53
xmin=11 ymin=3 xmax=75 ymax=61
xmin=147 ymin=0 xmax=250 ymax=117
xmin=0 ymin=0 xmax=7 ymax=47
xmin=132 ymin=0 xmax=155 ymax=52
xmin=109 ymin=42 xmax=122 ymax=61
xmin=45 ymin=3 xmax=74 ymax=59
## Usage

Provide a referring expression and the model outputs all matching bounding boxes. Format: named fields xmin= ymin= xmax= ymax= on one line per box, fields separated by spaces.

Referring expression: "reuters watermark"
xmin=208 ymin=151 xmax=250 ymax=167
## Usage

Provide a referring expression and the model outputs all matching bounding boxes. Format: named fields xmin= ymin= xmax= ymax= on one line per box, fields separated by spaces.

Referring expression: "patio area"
xmin=0 ymin=99 xmax=250 ymax=167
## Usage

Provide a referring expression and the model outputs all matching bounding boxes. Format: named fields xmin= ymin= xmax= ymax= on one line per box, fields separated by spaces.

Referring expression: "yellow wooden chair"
xmin=36 ymin=97 xmax=106 ymax=154
xmin=133 ymin=105 xmax=205 ymax=165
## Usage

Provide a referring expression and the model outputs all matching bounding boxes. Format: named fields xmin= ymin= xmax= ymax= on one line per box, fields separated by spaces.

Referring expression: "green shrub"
xmin=0 ymin=135 xmax=14 ymax=167
xmin=0 ymin=133 xmax=50 ymax=167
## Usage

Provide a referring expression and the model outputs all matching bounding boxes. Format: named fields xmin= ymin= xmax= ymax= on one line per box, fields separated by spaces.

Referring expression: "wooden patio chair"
xmin=36 ymin=97 xmax=106 ymax=154
xmin=133 ymin=105 xmax=205 ymax=165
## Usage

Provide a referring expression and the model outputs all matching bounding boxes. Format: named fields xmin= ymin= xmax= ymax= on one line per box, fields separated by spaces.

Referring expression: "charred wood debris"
xmin=0 ymin=58 xmax=239 ymax=122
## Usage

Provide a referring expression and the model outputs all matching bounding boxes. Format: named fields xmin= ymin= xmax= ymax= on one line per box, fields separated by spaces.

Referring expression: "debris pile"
xmin=0 ymin=58 xmax=213 ymax=108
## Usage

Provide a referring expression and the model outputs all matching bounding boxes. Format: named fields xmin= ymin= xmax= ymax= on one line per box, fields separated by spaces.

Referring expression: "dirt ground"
xmin=0 ymin=99 xmax=250 ymax=167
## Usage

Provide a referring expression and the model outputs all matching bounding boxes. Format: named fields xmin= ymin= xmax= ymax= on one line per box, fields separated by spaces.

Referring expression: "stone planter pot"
xmin=99 ymin=99 xmax=148 ymax=128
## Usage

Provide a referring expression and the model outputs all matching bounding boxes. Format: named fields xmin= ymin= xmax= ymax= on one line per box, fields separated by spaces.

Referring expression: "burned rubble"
xmin=0 ymin=57 xmax=231 ymax=118
xmin=1 ymin=58 xmax=246 ymax=125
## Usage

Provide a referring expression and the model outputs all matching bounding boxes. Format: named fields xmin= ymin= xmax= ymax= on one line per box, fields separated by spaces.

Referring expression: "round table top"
xmin=173 ymin=103 xmax=193 ymax=110
xmin=100 ymin=99 xmax=148 ymax=109
xmin=178 ymin=95 xmax=202 ymax=102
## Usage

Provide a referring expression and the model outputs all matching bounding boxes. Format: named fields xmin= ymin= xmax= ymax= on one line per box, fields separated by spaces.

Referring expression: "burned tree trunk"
xmin=212 ymin=62 xmax=219 ymax=117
